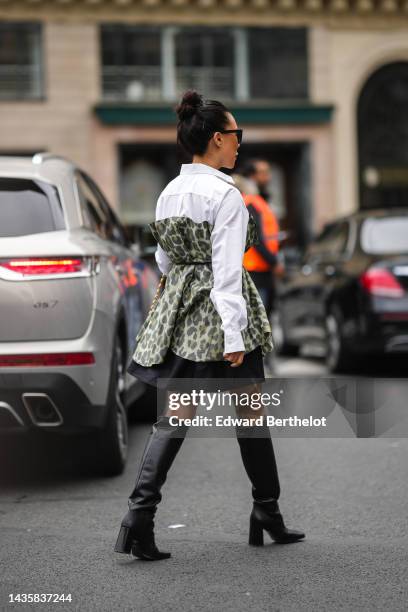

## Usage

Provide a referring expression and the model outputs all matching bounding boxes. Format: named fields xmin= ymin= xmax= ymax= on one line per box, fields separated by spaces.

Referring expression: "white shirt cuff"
xmin=224 ymin=331 xmax=246 ymax=354
xmin=155 ymin=245 xmax=173 ymax=275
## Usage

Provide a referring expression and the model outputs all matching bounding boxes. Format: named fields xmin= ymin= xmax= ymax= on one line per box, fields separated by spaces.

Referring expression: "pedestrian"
xmin=232 ymin=171 xmax=278 ymax=373
xmin=240 ymin=159 xmax=283 ymax=316
xmin=114 ymin=90 xmax=305 ymax=561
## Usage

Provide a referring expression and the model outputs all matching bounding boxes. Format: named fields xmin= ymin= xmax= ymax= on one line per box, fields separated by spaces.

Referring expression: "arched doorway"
xmin=358 ymin=61 xmax=408 ymax=210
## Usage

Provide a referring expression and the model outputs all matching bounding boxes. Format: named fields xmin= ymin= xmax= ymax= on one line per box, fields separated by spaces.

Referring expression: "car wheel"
xmin=270 ymin=308 xmax=299 ymax=357
xmin=93 ymin=334 xmax=129 ymax=476
xmin=325 ymin=309 xmax=353 ymax=373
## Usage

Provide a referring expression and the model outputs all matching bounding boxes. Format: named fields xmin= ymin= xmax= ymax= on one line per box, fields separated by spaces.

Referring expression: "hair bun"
xmin=175 ymin=90 xmax=203 ymax=121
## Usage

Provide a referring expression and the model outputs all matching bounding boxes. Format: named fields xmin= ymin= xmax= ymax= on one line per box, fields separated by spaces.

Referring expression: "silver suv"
xmin=0 ymin=153 xmax=159 ymax=475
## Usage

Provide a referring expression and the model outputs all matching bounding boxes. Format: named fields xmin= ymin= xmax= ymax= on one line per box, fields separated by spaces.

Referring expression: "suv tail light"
xmin=0 ymin=256 xmax=99 ymax=280
xmin=360 ymin=268 xmax=405 ymax=298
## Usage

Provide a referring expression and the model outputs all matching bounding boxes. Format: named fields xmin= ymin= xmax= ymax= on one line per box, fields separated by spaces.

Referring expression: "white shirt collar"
xmin=180 ymin=163 xmax=235 ymax=185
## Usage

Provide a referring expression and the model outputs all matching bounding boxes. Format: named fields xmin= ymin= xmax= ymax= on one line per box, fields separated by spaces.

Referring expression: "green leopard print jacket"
xmin=131 ymin=214 xmax=274 ymax=366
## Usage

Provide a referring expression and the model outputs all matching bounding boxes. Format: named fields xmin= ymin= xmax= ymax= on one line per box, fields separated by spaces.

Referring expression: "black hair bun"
xmin=175 ymin=90 xmax=203 ymax=121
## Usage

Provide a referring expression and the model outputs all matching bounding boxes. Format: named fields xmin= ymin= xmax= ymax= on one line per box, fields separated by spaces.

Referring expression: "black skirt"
xmin=127 ymin=345 xmax=265 ymax=392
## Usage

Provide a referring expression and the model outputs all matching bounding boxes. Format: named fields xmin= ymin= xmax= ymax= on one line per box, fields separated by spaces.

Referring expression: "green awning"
xmin=94 ymin=102 xmax=334 ymax=126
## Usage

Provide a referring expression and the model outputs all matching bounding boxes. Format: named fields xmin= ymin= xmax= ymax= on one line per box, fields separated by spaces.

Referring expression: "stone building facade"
xmin=0 ymin=1 xmax=407 ymax=244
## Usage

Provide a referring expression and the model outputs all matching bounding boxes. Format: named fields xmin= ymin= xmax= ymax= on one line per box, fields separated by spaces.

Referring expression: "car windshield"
xmin=360 ymin=217 xmax=408 ymax=255
xmin=0 ymin=177 xmax=65 ymax=237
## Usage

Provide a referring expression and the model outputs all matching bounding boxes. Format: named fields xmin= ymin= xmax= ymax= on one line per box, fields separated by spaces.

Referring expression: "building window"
xmin=0 ymin=23 xmax=43 ymax=100
xmin=175 ymin=28 xmax=235 ymax=100
xmin=100 ymin=25 xmax=308 ymax=103
xmin=248 ymin=28 xmax=308 ymax=100
xmin=101 ymin=25 xmax=162 ymax=102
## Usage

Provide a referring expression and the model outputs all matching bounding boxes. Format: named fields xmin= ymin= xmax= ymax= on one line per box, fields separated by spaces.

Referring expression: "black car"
xmin=275 ymin=208 xmax=408 ymax=372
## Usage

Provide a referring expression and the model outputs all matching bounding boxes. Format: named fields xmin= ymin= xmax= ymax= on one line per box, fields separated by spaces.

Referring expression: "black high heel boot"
xmin=114 ymin=415 xmax=189 ymax=561
xmin=249 ymin=499 xmax=305 ymax=545
xmin=114 ymin=508 xmax=170 ymax=560
xmin=235 ymin=416 xmax=305 ymax=546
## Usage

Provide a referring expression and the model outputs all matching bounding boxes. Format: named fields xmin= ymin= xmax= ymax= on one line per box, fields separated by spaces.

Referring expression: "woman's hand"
xmin=223 ymin=351 xmax=245 ymax=367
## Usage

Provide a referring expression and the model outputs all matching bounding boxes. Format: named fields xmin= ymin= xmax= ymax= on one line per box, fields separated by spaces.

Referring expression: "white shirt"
xmin=154 ymin=162 xmax=249 ymax=354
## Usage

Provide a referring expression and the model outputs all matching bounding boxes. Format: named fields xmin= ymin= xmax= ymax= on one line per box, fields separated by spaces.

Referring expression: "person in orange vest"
xmin=237 ymin=159 xmax=283 ymax=314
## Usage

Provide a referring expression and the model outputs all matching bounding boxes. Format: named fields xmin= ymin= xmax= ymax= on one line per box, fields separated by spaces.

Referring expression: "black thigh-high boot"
xmin=114 ymin=415 xmax=188 ymax=560
xmin=235 ymin=416 xmax=305 ymax=546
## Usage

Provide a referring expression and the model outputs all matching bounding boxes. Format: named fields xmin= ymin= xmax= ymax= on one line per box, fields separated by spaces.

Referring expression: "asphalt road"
xmin=1 ymin=356 xmax=407 ymax=612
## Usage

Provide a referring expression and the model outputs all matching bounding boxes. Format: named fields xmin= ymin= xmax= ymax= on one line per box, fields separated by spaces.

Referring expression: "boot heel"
xmin=114 ymin=525 xmax=133 ymax=554
xmin=249 ymin=516 xmax=264 ymax=546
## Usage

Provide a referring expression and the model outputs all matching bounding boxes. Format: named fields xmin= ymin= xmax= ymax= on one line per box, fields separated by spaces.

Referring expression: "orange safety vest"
xmin=243 ymin=194 xmax=279 ymax=272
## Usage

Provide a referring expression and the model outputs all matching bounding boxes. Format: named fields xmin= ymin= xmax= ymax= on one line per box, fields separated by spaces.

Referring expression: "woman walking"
xmin=114 ymin=90 xmax=305 ymax=561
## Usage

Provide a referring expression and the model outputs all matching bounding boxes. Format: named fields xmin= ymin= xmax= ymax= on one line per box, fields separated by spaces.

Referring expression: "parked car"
xmin=0 ymin=153 xmax=159 ymax=475
xmin=274 ymin=208 xmax=408 ymax=372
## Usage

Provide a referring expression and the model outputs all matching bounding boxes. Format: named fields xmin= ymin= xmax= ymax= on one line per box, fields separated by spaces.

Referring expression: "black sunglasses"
xmin=219 ymin=129 xmax=243 ymax=145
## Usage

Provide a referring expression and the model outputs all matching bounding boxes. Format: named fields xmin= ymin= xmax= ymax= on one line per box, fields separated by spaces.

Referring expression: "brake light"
xmin=2 ymin=258 xmax=83 ymax=275
xmin=360 ymin=268 xmax=404 ymax=298
xmin=0 ymin=256 xmax=99 ymax=280
xmin=0 ymin=353 xmax=95 ymax=367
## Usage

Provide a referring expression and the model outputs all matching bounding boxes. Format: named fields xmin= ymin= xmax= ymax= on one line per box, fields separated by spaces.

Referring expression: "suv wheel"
xmin=93 ymin=335 xmax=128 ymax=476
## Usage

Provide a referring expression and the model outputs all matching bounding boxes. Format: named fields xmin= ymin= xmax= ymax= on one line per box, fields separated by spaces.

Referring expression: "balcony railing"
xmin=102 ymin=66 xmax=162 ymax=102
xmin=0 ymin=65 xmax=42 ymax=100
xmin=175 ymin=66 xmax=234 ymax=100
xmin=102 ymin=65 xmax=234 ymax=102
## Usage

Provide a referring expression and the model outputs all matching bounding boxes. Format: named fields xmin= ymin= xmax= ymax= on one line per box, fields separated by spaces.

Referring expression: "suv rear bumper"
xmin=0 ymin=371 xmax=108 ymax=436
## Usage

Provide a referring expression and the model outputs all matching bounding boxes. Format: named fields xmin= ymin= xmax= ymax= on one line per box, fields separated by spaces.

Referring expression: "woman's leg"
xmin=232 ymin=382 xmax=304 ymax=545
xmin=127 ymin=390 xmax=196 ymax=511
xmin=233 ymin=383 xmax=280 ymax=501
xmin=114 ymin=391 xmax=195 ymax=559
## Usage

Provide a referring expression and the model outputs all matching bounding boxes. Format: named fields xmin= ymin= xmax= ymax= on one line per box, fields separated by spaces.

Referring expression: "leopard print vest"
xmin=130 ymin=214 xmax=274 ymax=366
